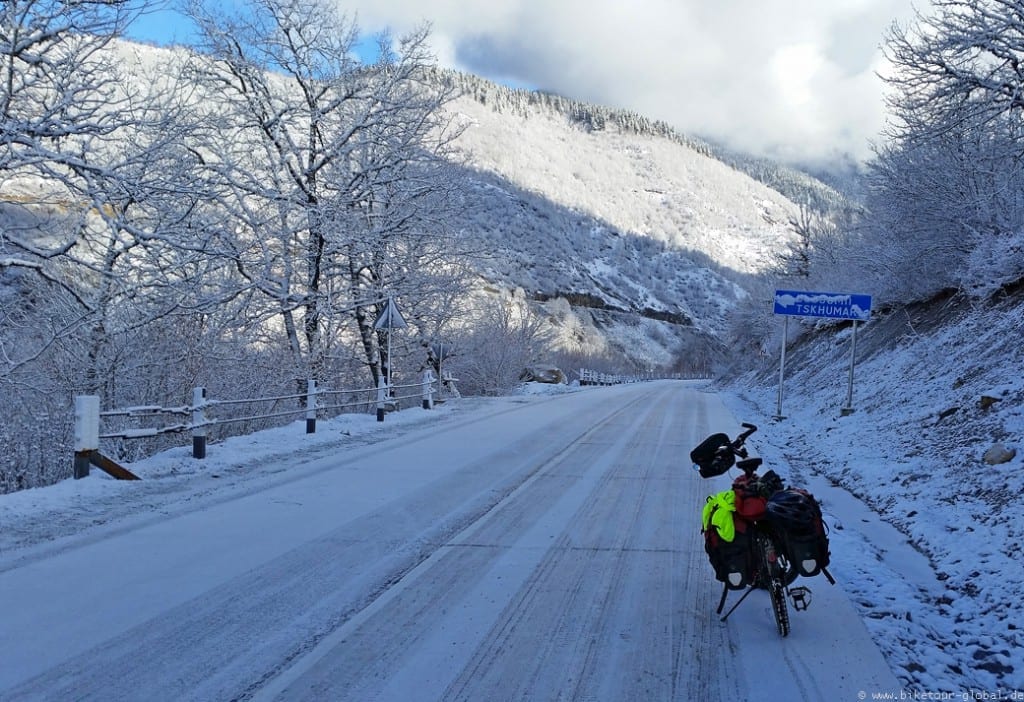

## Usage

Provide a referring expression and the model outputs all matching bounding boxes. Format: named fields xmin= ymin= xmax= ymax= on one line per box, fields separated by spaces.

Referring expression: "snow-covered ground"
xmin=1 ymin=381 xmax=906 ymax=700
xmin=0 ymin=395 xmax=472 ymax=555
xmin=3 ymin=324 xmax=1022 ymax=699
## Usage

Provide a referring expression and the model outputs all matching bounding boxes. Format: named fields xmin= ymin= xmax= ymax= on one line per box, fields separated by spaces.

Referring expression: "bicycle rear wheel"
xmin=759 ymin=535 xmax=790 ymax=637
xmin=768 ymin=577 xmax=790 ymax=637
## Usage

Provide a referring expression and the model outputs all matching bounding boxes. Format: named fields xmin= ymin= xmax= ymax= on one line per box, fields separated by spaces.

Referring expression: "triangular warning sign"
xmin=373 ymin=297 xmax=408 ymax=330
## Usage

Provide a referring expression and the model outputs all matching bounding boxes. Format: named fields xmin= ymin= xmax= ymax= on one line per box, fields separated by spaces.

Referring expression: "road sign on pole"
xmin=773 ymin=290 xmax=872 ymax=320
xmin=373 ymin=297 xmax=408 ymax=331
xmin=773 ymin=289 xmax=872 ymax=418
xmin=374 ymin=297 xmax=407 ymax=421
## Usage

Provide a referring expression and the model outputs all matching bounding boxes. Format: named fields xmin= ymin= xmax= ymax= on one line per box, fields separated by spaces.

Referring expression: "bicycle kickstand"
xmin=719 ymin=584 xmax=756 ymax=622
xmin=716 ymin=584 xmax=728 ymax=614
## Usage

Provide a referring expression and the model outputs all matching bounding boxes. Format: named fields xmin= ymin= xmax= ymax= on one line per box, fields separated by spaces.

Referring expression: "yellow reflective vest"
xmin=702 ymin=489 xmax=737 ymax=542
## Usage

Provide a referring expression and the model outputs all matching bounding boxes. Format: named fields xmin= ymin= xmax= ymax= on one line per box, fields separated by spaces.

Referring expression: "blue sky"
xmin=126 ymin=6 xmax=384 ymax=63
xmin=128 ymin=7 xmax=198 ymax=46
xmin=125 ymin=1 xmax=923 ymax=164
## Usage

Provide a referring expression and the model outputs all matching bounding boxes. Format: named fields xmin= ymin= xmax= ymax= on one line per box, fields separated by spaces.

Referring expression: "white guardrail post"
xmin=376 ymin=377 xmax=387 ymax=422
xmin=192 ymin=387 xmax=207 ymax=459
xmin=422 ymin=369 xmax=435 ymax=409
xmin=306 ymin=379 xmax=317 ymax=434
xmin=73 ymin=395 xmax=100 ymax=479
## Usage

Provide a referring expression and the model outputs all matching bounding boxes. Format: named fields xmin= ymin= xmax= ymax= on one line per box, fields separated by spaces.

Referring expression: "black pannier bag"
xmin=766 ymin=489 xmax=831 ymax=578
xmin=704 ymin=514 xmax=753 ymax=590
xmin=690 ymin=432 xmax=734 ymax=478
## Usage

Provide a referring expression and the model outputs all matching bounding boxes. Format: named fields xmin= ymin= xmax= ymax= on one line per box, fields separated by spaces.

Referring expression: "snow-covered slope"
xmin=724 ymin=287 xmax=1024 ymax=691
xmin=448 ymin=87 xmax=798 ymax=275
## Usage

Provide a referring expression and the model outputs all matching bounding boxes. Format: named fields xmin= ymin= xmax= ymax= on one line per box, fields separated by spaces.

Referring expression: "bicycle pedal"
xmin=789 ymin=586 xmax=812 ymax=611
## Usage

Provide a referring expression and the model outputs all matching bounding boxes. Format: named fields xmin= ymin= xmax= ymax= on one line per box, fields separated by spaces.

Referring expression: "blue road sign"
xmin=774 ymin=290 xmax=872 ymax=321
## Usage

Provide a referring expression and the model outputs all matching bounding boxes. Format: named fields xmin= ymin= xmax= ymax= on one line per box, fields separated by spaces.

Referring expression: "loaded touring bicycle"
xmin=692 ymin=423 xmax=834 ymax=637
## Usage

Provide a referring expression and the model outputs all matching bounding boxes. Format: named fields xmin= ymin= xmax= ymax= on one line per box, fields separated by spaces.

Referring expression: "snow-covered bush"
xmin=447 ymin=294 xmax=555 ymax=396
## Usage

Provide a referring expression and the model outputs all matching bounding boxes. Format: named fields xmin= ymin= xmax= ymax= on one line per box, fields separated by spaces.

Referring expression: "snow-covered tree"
xmin=867 ymin=0 xmax=1024 ymax=299
xmin=0 ymin=0 xmax=150 ymax=170
xmin=0 ymin=0 xmax=213 ymax=390
xmin=1 ymin=0 xmax=150 ymax=297
xmin=449 ymin=292 xmax=555 ymax=396
xmin=884 ymin=0 xmax=1024 ymax=147
xmin=183 ymin=0 xmax=468 ymax=386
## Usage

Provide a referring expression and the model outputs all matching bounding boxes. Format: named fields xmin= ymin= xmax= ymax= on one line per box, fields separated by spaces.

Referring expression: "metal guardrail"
xmin=578 ymin=369 xmax=712 ymax=385
xmin=72 ymin=371 xmax=454 ymax=478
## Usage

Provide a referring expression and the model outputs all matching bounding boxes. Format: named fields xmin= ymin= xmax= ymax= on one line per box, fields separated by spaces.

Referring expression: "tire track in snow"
xmin=3 ymin=390 xmax=649 ymax=702
xmin=251 ymin=386 xmax=659 ymax=701
xmin=670 ymin=390 xmax=743 ymax=700
xmin=438 ymin=390 xmax=670 ymax=701
xmin=439 ymin=386 xmax=742 ymax=701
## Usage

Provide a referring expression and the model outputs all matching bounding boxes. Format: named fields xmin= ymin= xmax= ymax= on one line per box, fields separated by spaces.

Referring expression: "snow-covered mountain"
xmin=430 ymin=70 xmax=839 ymax=368
xmin=2 ymin=36 xmax=844 ymax=371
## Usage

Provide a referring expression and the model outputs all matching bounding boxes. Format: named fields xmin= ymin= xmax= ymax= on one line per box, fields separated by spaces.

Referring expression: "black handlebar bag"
xmin=690 ymin=433 xmax=734 ymax=478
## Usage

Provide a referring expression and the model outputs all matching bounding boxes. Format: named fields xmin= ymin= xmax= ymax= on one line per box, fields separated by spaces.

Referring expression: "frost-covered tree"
xmin=449 ymin=293 xmax=555 ymax=396
xmin=0 ymin=0 xmax=150 ymax=171
xmin=775 ymin=202 xmax=822 ymax=281
xmin=0 ymin=0 xmax=210 ymax=391
xmin=868 ymin=0 xmax=1024 ymax=299
xmin=0 ymin=0 xmax=153 ymax=297
xmin=183 ymin=0 xmax=468 ymax=386
xmin=884 ymin=0 xmax=1024 ymax=146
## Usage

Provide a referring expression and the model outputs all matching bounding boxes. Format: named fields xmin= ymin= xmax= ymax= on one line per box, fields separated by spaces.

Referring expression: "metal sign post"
xmin=841 ymin=321 xmax=859 ymax=416
xmin=431 ymin=342 xmax=452 ymax=397
xmin=775 ymin=316 xmax=788 ymax=420
xmin=373 ymin=297 xmax=408 ymax=421
xmin=773 ymin=289 xmax=872 ymax=418
xmin=373 ymin=297 xmax=409 ymax=384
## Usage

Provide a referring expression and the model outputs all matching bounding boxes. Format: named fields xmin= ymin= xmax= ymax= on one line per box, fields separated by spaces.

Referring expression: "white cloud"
xmin=335 ymin=0 xmax=919 ymax=164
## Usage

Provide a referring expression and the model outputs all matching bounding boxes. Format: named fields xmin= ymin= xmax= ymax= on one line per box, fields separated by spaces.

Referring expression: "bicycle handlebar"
xmin=728 ymin=423 xmax=758 ymax=458
xmin=692 ymin=422 xmax=759 ymax=479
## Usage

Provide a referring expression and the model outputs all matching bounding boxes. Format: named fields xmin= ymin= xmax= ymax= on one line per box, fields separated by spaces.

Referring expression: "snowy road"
xmin=0 ymin=382 xmax=900 ymax=700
